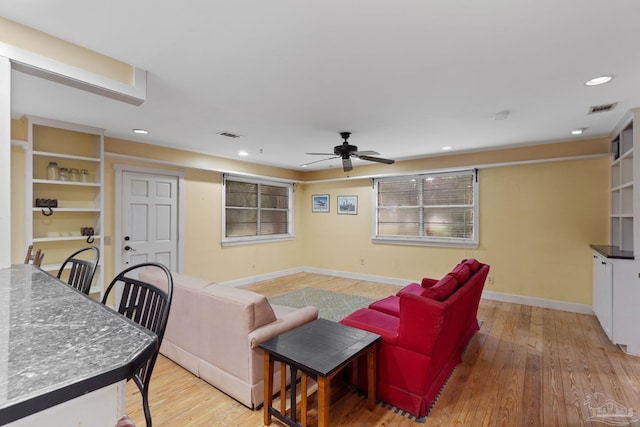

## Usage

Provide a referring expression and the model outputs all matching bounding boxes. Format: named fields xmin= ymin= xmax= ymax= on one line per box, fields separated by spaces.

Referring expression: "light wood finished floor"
xmin=125 ymin=273 xmax=640 ymax=426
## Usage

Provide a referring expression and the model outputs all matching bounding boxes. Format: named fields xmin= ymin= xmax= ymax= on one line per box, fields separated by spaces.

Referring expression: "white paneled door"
xmin=121 ymin=171 xmax=179 ymax=271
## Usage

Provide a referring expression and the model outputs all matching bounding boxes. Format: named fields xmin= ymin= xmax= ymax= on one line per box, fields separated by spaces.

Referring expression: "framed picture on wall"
xmin=337 ymin=195 xmax=357 ymax=215
xmin=312 ymin=194 xmax=330 ymax=213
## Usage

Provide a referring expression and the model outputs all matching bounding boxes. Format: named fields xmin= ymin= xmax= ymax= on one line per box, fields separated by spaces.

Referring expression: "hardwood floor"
xmin=125 ymin=273 xmax=640 ymax=426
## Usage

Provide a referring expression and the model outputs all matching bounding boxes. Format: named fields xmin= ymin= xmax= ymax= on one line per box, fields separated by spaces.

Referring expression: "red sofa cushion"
xmin=396 ymin=282 xmax=423 ymax=296
xmin=420 ymin=277 xmax=438 ymax=288
xmin=421 ymin=275 xmax=457 ymax=301
xmin=369 ymin=295 xmax=401 ymax=316
xmin=463 ymin=258 xmax=481 ymax=273
xmin=447 ymin=263 xmax=470 ymax=284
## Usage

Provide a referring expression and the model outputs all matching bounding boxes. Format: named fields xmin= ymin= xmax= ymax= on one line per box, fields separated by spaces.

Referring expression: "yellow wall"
xmin=10 ymin=145 xmax=25 ymax=264
xmin=478 ymin=159 xmax=609 ymax=304
xmin=0 ymin=17 xmax=133 ymax=84
xmin=300 ymin=158 xmax=609 ymax=305
xmin=10 ymin=117 xmax=610 ymax=305
xmin=102 ymin=156 xmax=307 ymax=285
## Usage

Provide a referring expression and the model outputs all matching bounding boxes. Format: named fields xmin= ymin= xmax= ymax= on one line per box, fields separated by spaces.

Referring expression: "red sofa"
xmin=340 ymin=259 xmax=489 ymax=417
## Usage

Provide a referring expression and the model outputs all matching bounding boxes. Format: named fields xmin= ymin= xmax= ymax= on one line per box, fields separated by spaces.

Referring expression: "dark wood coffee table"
xmin=260 ymin=318 xmax=380 ymax=427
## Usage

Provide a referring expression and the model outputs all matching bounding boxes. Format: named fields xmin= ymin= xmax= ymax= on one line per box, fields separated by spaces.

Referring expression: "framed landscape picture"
xmin=337 ymin=195 xmax=357 ymax=215
xmin=312 ymin=194 xmax=330 ymax=213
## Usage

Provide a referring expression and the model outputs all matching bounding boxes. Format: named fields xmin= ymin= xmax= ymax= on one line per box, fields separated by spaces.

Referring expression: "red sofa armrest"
xmin=398 ymin=293 xmax=444 ymax=355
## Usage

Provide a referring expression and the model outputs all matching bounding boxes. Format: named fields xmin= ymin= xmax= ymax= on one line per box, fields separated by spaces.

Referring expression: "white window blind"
xmin=374 ymin=169 xmax=478 ymax=246
xmin=223 ymin=176 xmax=293 ymax=244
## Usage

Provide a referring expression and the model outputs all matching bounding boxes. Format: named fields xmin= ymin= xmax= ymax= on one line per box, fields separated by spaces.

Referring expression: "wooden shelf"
xmin=25 ymin=116 xmax=105 ymax=300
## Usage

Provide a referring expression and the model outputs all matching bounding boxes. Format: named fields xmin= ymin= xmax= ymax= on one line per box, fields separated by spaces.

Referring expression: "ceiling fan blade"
xmin=302 ymin=156 xmax=339 ymax=166
xmin=356 ymin=155 xmax=395 ymax=165
xmin=306 ymin=152 xmax=335 ymax=156
xmin=352 ymin=150 xmax=379 ymax=156
xmin=342 ymin=157 xmax=353 ymax=172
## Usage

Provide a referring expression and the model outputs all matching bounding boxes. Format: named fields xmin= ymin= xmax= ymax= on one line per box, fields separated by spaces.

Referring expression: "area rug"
xmin=268 ymin=287 xmax=375 ymax=322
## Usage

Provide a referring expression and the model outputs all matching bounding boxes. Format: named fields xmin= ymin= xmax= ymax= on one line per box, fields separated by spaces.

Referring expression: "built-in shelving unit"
xmin=591 ymin=108 xmax=640 ymax=356
xmin=609 ymin=120 xmax=634 ymax=252
xmin=24 ymin=116 xmax=105 ymax=299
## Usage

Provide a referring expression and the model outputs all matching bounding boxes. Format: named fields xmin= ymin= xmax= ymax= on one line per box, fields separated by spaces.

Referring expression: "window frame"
xmin=372 ymin=169 xmax=479 ymax=248
xmin=222 ymin=175 xmax=294 ymax=246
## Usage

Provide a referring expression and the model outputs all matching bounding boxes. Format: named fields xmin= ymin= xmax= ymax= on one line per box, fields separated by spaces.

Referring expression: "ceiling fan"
xmin=305 ymin=132 xmax=395 ymax=172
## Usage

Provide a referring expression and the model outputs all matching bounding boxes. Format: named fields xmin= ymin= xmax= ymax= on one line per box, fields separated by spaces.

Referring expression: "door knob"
xmin=124 ymin=245 xmax=137 ymax=252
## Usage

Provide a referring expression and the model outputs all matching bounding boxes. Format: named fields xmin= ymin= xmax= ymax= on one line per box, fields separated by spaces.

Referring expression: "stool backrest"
xmin=57 ymin=246 xmax=100 ymax=295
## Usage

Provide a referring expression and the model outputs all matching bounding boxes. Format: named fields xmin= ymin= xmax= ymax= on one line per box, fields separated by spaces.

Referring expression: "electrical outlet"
xmin=251 ymin=264 xmax=256 ymax=271
xmin=487 ymin=275 xmax=494 ymax=285
xmin=360 ymin=258 xmax=365 ymax=266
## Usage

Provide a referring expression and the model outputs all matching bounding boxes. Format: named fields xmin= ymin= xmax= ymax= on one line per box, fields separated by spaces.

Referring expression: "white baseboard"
xmin=219 ymin=267 xmax=304 ymax=287
xmin=220 ymin=267 xmax=594 ymax=315
xmin=302 ymin=267 xmax=410 ymax=287
xmin=481 ymin=289 xmax=594 ymax=315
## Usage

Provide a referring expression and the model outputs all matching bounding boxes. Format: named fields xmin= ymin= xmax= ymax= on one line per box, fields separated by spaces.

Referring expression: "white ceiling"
xmin=3 ymin=1 xmax=640 ymax=171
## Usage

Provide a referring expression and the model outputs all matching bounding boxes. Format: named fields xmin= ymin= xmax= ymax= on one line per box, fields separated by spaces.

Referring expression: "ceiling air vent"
xmin=217 ymin=131 xmax=241 ymax=138
xmin=588 ymin=103 xmax=617 ymax=114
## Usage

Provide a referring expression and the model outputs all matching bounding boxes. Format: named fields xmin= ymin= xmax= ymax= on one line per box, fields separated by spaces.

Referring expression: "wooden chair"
xmin=101 ymin=263 xmax=174 ymax=427
xmin=57 ymin=246 xmax=100 ymax=295
xmin=24 ymin=244 xmax=45 ymax=267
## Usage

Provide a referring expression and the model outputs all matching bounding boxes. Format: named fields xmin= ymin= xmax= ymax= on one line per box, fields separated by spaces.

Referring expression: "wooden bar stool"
xmin=24 ymin=245 xmax=45 ymax=267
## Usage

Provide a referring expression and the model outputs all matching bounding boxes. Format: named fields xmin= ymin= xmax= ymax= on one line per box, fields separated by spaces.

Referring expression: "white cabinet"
xmin=592 ymin=252 xmax=613 ymax=339
xmin=24 ymin=116 xmax=105 ymax=298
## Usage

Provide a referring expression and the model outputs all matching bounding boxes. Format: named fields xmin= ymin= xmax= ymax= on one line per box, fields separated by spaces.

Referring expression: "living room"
xmin=2 ymin=3 xmax=640 ymax=426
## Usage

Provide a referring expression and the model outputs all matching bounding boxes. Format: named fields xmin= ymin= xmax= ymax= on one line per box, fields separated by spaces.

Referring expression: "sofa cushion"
xmin=462 ymin=258 xmax=481 ymax=273
xmin=397 ymin=282 xmax=424 ymax=296
xmin=369 ymin=295 xmax=401 ymax=316
xmin=139 ymin=268 xmax=212 ymax=292
xmin=421 ymin=275 xmax=458 ymax=301
xmin=420 ymin=277 xmax=439 ymax=288
xmin=447 ymin=264 xmax=470 ymax=284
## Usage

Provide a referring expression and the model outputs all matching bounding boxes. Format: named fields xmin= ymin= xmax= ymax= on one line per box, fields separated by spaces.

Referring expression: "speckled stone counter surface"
xmin=0 ymin=264 xmax=157 ymax=425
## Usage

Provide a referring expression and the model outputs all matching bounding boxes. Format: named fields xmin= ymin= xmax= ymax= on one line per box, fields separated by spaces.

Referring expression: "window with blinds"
xmin=223 ymin=176 xmax=293 ymax=244
xmin=374 ymin=169 xmax=478 ymax=246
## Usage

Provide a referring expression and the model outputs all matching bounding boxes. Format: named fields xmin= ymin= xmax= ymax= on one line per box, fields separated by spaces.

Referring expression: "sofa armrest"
xmin=398 ymin=293 xmax=444 ymax=355
xmin=248 ymin=306 xmax=318 ymax=349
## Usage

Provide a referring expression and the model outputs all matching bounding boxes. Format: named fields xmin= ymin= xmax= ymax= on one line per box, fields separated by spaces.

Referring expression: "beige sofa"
xmin=139 ymin=269 xmax=318 ymax=409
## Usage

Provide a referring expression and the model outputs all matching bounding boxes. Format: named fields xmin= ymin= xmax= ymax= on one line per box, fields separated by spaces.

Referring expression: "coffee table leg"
xmin=280 ymin=362 xmax=286 ymax=415
xmin=367 ymin=343 xmax=377 ymax=411
xmin=289 ymin=365 xmax=298 ymax=422
xmin=300 ymin=373 xmax=308 ymax=427
xmin=317 ymin=375 xmax=329 ymax=427
xmin=264 ymin=352 xmax=274 ymax=425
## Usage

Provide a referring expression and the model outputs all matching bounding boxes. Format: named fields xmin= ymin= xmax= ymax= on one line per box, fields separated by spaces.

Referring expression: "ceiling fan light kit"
xmin=306 ymin=131 xmax=395 ymax=172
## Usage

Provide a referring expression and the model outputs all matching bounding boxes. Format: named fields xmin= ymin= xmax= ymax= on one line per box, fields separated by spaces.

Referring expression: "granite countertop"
xmin=590 ymin=245 xmax=635 ymax=260
xmin=0 ymin=264 xmax=158 ymax=425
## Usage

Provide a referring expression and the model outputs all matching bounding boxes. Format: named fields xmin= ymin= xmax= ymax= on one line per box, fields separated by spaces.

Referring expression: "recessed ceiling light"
xmin=238 ymin=150 xmax=248 ymax=156
xmin=585 ymin=75 xmax=613 ymax=86
xmin=132 ymin=129 xmax=148 ymax=135
xmin=442 ymin=146 xmax=452 ymax=151
xmin=571 ymin=128 xmax=587 ymax=135
xmin=302 ymin=164 xmax=308 ymax=168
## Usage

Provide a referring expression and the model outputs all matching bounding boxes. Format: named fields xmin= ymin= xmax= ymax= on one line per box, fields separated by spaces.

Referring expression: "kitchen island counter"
xmin=0 ymin=264 xmax=157 ymax=426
